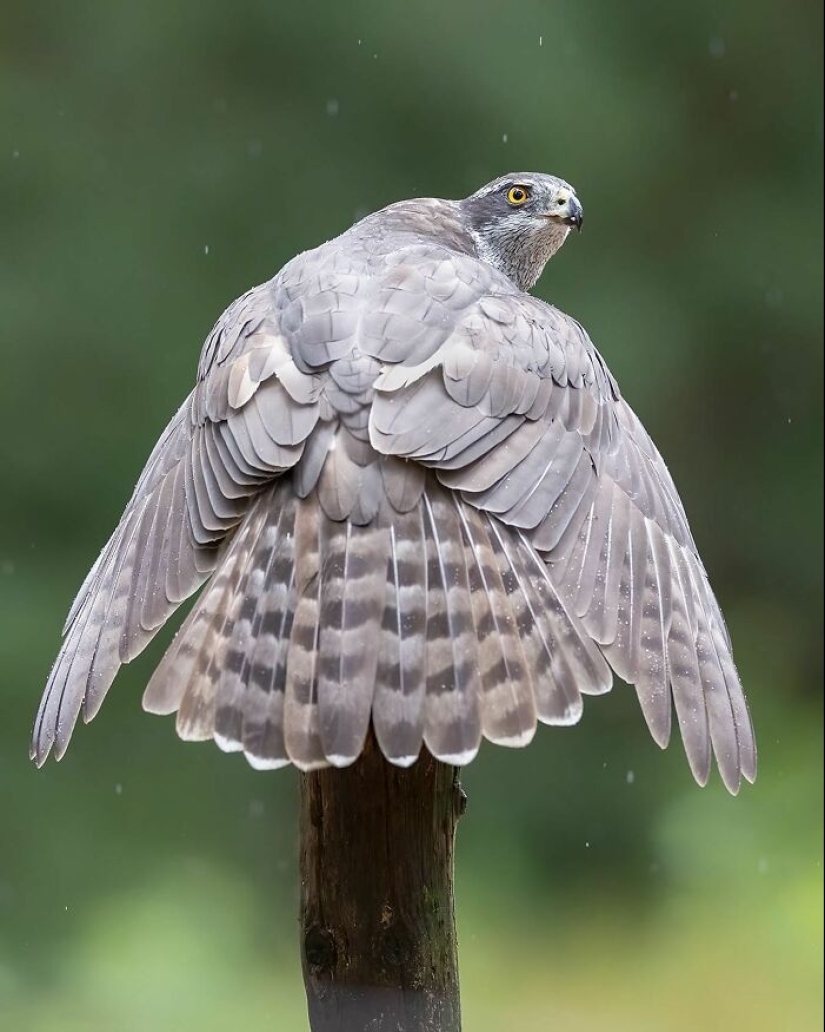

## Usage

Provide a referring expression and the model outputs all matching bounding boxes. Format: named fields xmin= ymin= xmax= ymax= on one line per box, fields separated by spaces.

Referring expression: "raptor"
xmin=31 ymin=173 xmax=756 ymax=793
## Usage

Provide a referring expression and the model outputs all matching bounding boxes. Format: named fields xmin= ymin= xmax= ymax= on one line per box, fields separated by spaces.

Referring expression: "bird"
xmin=30 ymin=172 xmax=756 ymax=793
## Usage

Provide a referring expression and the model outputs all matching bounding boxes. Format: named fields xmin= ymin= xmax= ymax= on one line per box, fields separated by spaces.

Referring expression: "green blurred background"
xmin=1 ymin=1 xmax=822 ymax=1029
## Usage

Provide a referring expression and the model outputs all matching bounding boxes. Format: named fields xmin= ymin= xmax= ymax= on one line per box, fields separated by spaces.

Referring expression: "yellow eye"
xmin=507 ymin=186 xmax=529 ymax=205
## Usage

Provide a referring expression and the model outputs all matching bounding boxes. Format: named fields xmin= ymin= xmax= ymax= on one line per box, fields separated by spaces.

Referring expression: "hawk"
xmin=31 ymin=173 xmax=756 ymax=793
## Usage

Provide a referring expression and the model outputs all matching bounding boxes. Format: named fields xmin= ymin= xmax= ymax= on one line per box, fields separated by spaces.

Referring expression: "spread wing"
xmin=30 ymin=283 xmax=323 ymax=764
xmin=369 ymin=284 xmax=756 ymax=793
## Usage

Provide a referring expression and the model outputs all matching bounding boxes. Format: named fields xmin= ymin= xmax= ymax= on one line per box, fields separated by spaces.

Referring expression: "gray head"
xmin=460 ymin=173 xmax=583 ymax=291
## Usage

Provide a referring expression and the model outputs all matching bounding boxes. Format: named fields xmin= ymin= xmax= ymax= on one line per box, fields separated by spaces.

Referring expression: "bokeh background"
xmin=1 ymin=1 xmax=822 ymax=1029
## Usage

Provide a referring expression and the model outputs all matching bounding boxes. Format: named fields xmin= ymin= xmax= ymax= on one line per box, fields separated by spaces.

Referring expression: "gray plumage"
xmin=31 ymin=172 xmax=756 ymax=793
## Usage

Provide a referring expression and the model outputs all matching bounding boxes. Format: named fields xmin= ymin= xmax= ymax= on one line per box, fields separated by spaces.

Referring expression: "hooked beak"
xmin=543 ymin=192 xmax=584 ymax=232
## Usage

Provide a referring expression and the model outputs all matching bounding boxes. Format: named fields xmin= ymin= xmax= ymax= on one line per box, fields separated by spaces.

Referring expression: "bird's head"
xmin=460 ymin=173 xmax=583 ymax=291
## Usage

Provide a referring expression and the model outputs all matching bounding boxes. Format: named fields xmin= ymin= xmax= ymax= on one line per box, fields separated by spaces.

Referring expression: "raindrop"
xmin=204 ymin=245 xmax=210 ymax=256
xmin=539 ymin=36 xmax=543 ymax=47
xmin=12 ymin=149 xmax=19 ymax=160
xmin=757 ymin=858 xmax=769 ymax=874
xmin=502 ymin=133 xmax=509 ymax=144
xmin=729 ymin=90 xmax=739 ymax=103
xmin=326 ymin=98 xmax=340 ymax=118
xmin=626 ymin=770 xmax=635 ymax=785
xmin=115 ymin=783 xmax=123 ymax=795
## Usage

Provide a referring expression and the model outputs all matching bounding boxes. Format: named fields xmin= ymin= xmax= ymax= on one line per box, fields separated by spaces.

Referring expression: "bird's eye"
xmin=506 ymin=186 xmax=529 ymax=206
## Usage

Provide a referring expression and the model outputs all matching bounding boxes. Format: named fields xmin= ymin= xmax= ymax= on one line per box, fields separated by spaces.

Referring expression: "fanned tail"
xmin=142 ymin=477 xmax=607 ymax=770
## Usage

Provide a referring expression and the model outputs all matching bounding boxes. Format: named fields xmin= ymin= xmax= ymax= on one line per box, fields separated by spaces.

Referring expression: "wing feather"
xmin=32 ymin=284 xmax=320 ymax=765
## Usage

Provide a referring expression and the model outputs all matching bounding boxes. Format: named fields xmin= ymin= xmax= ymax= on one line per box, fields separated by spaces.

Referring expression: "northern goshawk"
xmin=31 ymin=173 xmax=756 ymax=793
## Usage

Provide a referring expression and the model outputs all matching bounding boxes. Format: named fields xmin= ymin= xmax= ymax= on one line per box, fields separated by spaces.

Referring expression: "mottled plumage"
xmin=31 ymin=173 xmax=756 ymax=792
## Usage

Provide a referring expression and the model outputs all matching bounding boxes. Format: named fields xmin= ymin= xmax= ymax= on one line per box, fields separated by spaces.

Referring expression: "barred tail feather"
xmin=421 ymin=490 xmax=483 ymax=765
xmin=456 ymin=502 xmax=536 ymax=747
xmin=316 ymin=519 xmax=388 ymax=766
xmin=372 ymin=512 xmax=428 ymax=766
xmin=281 ymin=496 xmax=325 ymax=770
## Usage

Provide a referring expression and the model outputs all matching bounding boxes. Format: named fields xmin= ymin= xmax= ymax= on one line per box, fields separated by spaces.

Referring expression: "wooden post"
xmin=299 ymin=730 xmax=466 ymax=1032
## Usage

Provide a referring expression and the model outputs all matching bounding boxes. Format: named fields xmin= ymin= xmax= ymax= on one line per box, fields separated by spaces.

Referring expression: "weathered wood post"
xmin=299 ymin=730 xmax=466 ymax=1031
